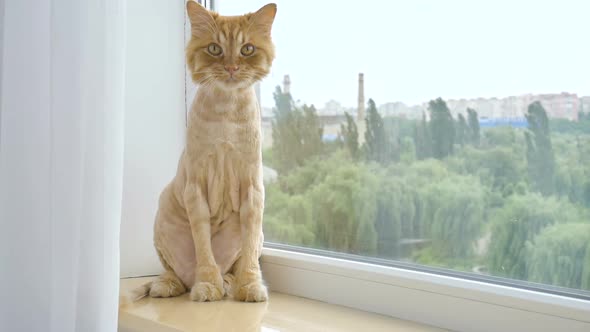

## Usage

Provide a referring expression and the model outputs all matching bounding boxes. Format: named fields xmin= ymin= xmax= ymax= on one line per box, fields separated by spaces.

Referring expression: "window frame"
xmin=261 ymin=246 xmax=590 ymax=332
xmin=204 ymin=1 xmax=590 ymax=330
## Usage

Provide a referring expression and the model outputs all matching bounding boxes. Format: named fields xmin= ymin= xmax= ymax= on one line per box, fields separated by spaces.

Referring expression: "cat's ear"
xmin=249 ymin=3 xmax=277 ymax=36
xmin=186 ymin=1 xmax=216 ymax=36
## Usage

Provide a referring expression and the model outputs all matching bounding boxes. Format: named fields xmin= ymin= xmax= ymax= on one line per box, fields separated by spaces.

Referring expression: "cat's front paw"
xmin=234 ymin=279 xmax=268 ymax=302
xmin=190 ymin=266 xmax=224 ymax=302
xmin=190 ymin=281 xmax=224 ymax=302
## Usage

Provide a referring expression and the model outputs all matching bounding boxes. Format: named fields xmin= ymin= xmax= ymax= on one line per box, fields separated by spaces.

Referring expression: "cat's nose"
xmin=224 ymin=65 xmax=239 ymax=75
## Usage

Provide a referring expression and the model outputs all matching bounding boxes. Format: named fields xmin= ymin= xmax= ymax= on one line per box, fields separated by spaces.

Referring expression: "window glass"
xmin=217 ymin=0 xmax=590 ymax=294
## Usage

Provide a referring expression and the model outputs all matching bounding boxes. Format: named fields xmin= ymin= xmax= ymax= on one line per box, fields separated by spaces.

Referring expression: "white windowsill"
xmin=119 ymin=276 xmax=442 ymax=332
xmin=260 ymin=247 xmax=590 ymax=332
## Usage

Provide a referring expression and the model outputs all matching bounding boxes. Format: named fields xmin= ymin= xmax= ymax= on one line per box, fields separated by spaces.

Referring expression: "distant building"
xmin=372 ymin=92 xmax=583 ymax=123
xmin=357 ymin=73 xmax=365 ymax=122
xmin=582 ymin=96 xmax=590 ymax=113
xmin=261 ymin=107 xmax=274 ymax=118
xmin=479 ymin=117 xmax=528 ymax=128
xmin=357 ymin=73 xmax=366 ymax=144
xmin=534 ymin=93 xmax=579 ymax=121
xmin=320 ymin=99 xmax=346 ymax=116
xmin=283 ymin=75 xmax=291 ymax=94
xmin=446 ymin=92 xmax=580 ymax=121
xmin=379 ymin=102 xmax=408 ymax=117
xmin=322 ymin=133 xmax=340 ymax=142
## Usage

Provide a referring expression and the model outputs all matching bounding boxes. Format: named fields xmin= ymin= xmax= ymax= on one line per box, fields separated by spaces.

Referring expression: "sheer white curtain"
xmin=0 ymin=1 xmax=126 ymax=331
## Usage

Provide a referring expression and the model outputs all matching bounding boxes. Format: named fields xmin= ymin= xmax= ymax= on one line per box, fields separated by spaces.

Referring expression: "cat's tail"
xmin=119 ymin=281 xmax=153 ymax=309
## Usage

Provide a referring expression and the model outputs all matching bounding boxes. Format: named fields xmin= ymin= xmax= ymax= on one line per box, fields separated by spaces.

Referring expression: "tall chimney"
xmin=283 ymin=74 xmax=291 ymax=94
xmin=357 ymin=73 xmax=365 ymax=122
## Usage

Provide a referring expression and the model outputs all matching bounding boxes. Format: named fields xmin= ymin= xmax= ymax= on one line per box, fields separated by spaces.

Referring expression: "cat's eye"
xmin=240 ymin=44 xmax=256 ymax=56
xmin=207 ymin=43 xmax=222 ymax=56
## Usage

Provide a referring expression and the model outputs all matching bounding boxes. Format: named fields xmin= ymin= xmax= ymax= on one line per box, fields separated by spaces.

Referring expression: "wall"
xmin=0 ymin=0 xmax=4 ymax=141
xmin=120 ymin=0 xmax=186 ymax=277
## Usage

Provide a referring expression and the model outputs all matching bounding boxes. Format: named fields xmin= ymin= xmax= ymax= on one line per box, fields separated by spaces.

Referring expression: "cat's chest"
xmin=204 ymin=120 xmax=253 ymax=143
xmin=191 ymin=117 xmax=260 ymax=156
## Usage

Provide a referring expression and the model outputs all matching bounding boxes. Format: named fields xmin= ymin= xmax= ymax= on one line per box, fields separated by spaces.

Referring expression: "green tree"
xmin=487 ymin=194 xmax=579 ymax=280
xmin=374 ymin=175 xmax=419 ymax=259
xmin=301 ymin=104 xmax=324 ymax=157
xmin=413 ymin=112 xmax=432 ymax=160
xmin=385 ymin=117 xmax=417 ymax=140
xmin=550 ymin=112 xmax=590 ymax=134
xmin=271 ymin=86 xmax=296 ymax=171
xmin=387 ymin=159 xmax=449 ymax=241
xmin=449 ymin=146 xmax=527 ymax=196
xmin=273 ymin=85 xmax=292 ymax=115
xmin=263 ymin=152 xmax=354 ymax=246
xmin=552 ymin=135 xmax=590 ymax=207
xmin=311 ymin=162 xmax=379 ymax=255
xmin=527 ymin=223 xmax=590 ymax=290
xmin=467 ymin=108 xmax=480 ymax=146
xmin=429 ymin=98 xmax=455 ymax=159
xmin=456 ymin=113 xmax=469 ymax=147
xmin=386 ymin=120 xmax=402 ymax=163
xmin=340 ymin=112 xmax=360 ymax=160
xmin=483 ymin=126 xmax=517 ymax=147
xmin=364 ymin=99 xmax=398 ymax=163
xmin=525 ymin=101 xmax=556 ymax=195
xmin=399 ymin=137 xmax=416 ymax=163
xmin=271 ymin=86 xmax=324 ymax=173
xmin=263 ymin=184 xmax=315 ymax=246
xmin=279 ymin=151 xmax=345 ymax=195
xmin=422 ymin=176 xmax=485 ymax=262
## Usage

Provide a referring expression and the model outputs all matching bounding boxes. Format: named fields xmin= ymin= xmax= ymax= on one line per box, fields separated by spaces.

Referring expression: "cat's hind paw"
xmin=149 ymin=271 xmax=186 ymax=298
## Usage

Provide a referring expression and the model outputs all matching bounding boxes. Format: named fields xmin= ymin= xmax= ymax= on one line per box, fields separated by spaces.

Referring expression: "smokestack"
xmin=357 ymin=73 xmax=365 ymax=122
xmin=283 ymin=74 xmax=291 ymax=94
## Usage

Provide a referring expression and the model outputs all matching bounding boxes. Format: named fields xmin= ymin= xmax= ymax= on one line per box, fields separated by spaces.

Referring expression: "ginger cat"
xmin=134 ymin=1 xmax=276 ymax=303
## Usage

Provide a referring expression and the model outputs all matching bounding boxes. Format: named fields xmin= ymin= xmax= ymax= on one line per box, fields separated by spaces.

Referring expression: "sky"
xmin=218 ymin=0 xmax=590 ymax=109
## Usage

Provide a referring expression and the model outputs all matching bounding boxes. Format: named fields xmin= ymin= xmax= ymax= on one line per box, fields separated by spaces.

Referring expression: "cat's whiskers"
xmin=197 ymin=77 xmax=216 ymax=89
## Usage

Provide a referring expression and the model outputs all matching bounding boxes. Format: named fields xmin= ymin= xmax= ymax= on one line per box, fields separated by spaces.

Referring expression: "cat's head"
xmin=186 ymin=1 xmax=276 ymax=90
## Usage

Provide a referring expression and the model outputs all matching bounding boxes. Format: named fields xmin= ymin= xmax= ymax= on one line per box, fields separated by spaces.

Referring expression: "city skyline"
xmin=260 ymin=73 xmax=590 ymax=112
xmin=261 ymin=86 xmax=589 ymax=121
